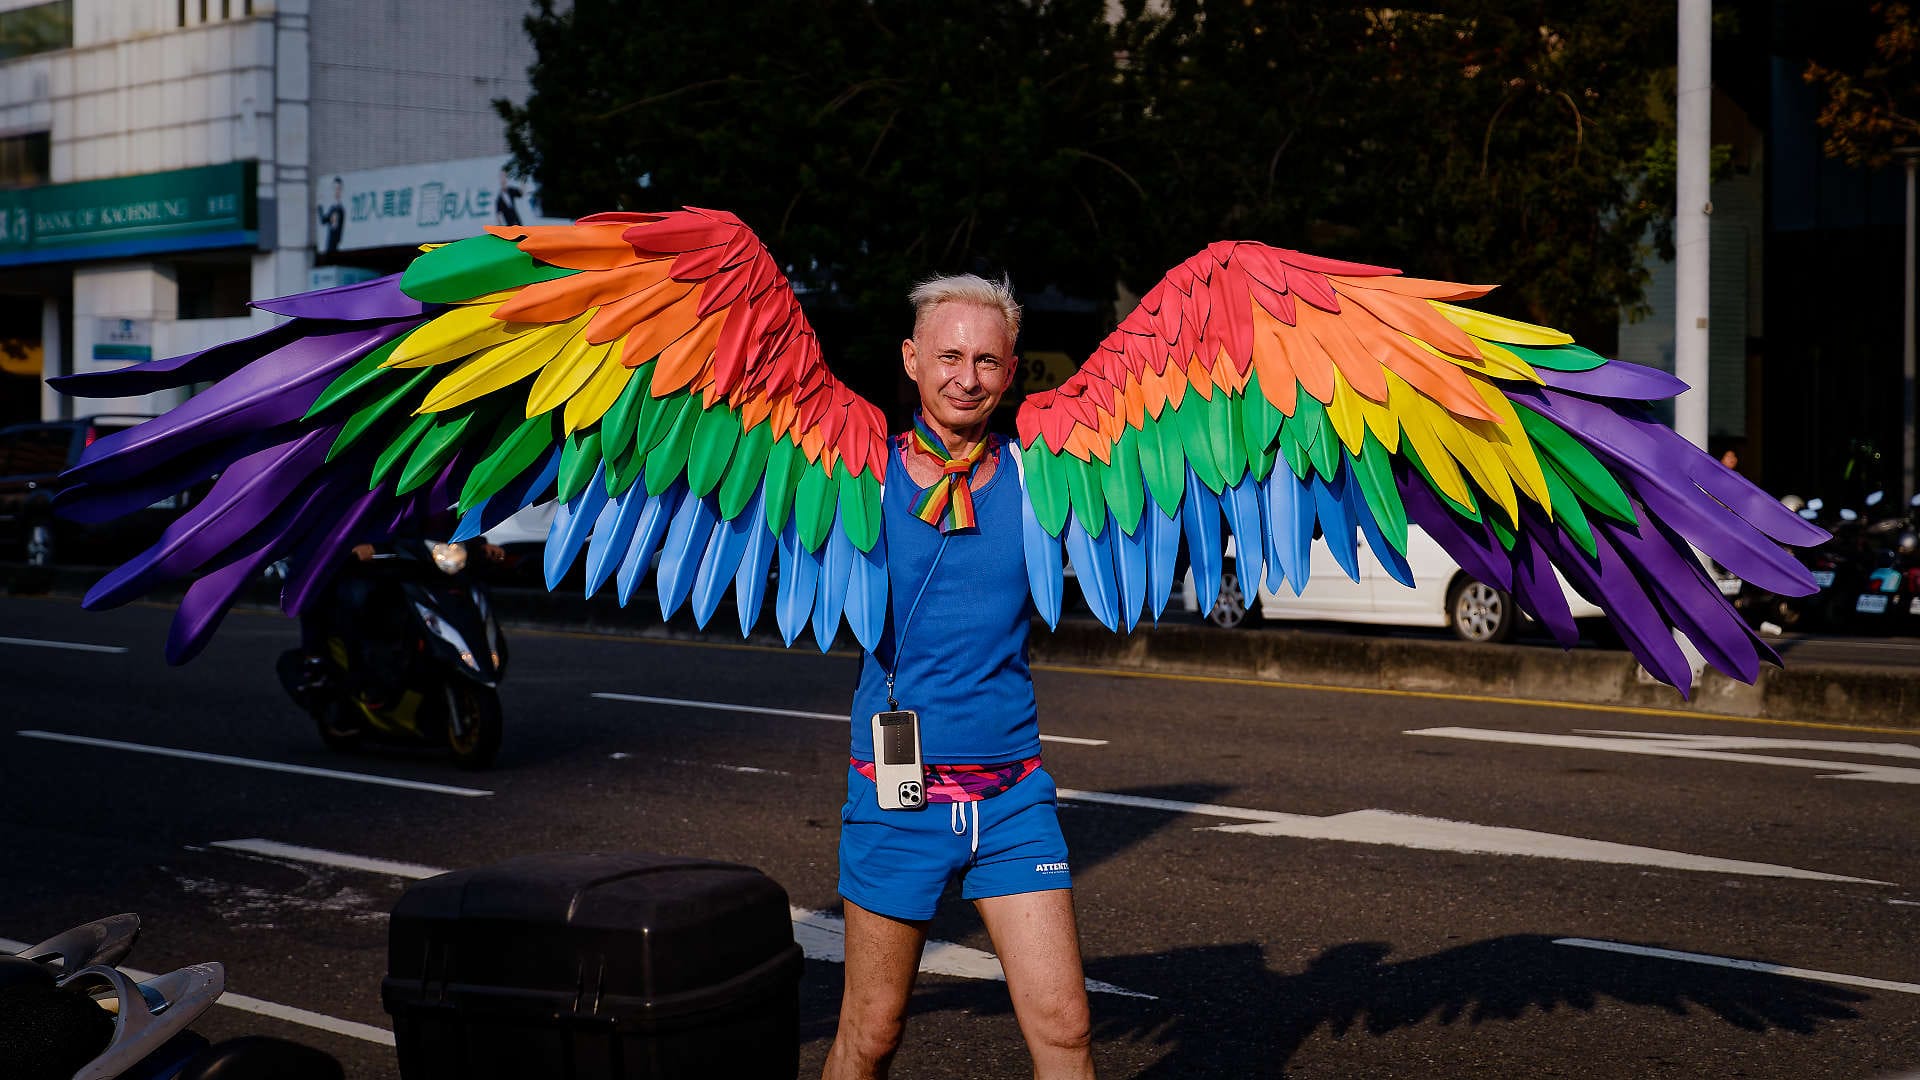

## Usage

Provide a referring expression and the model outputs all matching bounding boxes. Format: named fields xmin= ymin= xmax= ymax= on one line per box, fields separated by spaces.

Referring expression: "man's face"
xmin=902 ymin=301 xmax=1016 ymax=435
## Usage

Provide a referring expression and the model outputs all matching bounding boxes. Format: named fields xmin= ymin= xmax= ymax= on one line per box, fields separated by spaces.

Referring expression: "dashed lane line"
xmin=15 ymin=731 xmax=492 ymax=798
xmin=1554 ymin=938 xmax=1920 ymax=996
xmin=210 ymin=838 xmax=1152 ymax=999
xmin=591 ymin=692 xmax=1111 ymax=746
xmin=0 ymin=935 xmax=396 ymax=1046
xmin=0 ymin=634 xmax=127 ymax=654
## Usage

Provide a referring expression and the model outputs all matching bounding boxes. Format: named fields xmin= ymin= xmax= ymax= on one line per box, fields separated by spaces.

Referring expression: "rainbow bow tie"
xmin=908 ymin=413 xmax=990 ymax=532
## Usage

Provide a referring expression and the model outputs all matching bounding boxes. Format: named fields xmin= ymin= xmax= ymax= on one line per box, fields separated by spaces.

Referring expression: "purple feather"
xmin=1508 ymin=531 xmax=1579 ymax=647
xmin=82 ymin=426 xmax=340 ymax=610
xmin=65 ymin=324 xmax=406 ymax=486
xmin=52 ymin=434 xmax=274 ymax=524
xmin=251 ymin=273 xmax=427 ymax=321
xmin=280 ymin=485 xmax=390 ymax=617
xmin=1396 ymin=474 xmax=1514 ymax=591
xmin=49 ymin=321 xmax=305 ymax=398
xmin=1534 ymin=360 xmax=1688 ymax=402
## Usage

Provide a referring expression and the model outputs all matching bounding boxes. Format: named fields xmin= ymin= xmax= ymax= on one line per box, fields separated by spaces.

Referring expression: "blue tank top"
xmin=849 ymin=435 xmax=1040 ymax=764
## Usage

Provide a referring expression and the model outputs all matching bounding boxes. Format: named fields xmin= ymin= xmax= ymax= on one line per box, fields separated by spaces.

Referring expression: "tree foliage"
xmin=1804 ymin=2 xmax=1920 ymax=167
xmin=500 ymin=0 xmax=1677 ymax=355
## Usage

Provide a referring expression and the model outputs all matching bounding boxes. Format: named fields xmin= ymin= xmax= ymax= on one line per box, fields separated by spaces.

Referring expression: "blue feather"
xmin=450 ymin=448 xmax=560 ymax=543
xmin=775 ymin=518 xmax=820 ymax=647
xmin=1181 ymin=468 xmax=1223 ymax=613
xmin=1065 ymin=514 xmax=1120 ymax=631
xmin=1266 ymin=465 xmax=1312 ymax=594
xmin=616 ymin=481 xmax=683 ymax=607
xmin=691 ymin=504 xmax=753 ymax=628
xmin=1344 ymin=464 xmax=1415 ymax=588
xmin=1221 ymin=474 xmax=1265 ymax=606
xmin=1313 ymin=469 xmax=1360 ymax=582
xmin=1020 ymin=474 xmax=1065 ymax=628
xmin=656 ymin=491 xmax=718 ymax=619
xmin=845 ymin=528 xmax=888 ymax=651
xmin=733 ymin=489 xmax=776 ymax=636
xmin=812 ymin=514 xmax=856 ymax=651
xmin=585 ymin=479 xmax=649 ymax=597
xmin=450 ymin=501 xmax=489 ymax=543
xmin=545 ymin=463 xmax=609 ymax=590
xmin=1112 ymin=510 xmax=1147 ymax=631
xmin=1143 ymin=501 xmax=1181 ymax=623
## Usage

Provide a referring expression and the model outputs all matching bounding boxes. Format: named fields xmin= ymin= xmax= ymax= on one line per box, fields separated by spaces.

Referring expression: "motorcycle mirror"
xmin=1866 ymin=490 xmax=1884 ymax=506
xmin=1807 ymin=498 xmax=1824 ymax=511
xmin=1840 ymin=508 xmax=1860 ymax=522
xmin=1911 ymin=493 xmax=1920 ymax=506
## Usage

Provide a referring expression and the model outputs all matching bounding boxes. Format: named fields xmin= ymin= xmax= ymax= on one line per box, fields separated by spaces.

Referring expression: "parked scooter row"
xmin=0 ymin=915 xmax=339 ymax=1079
xmin=1735 ymin=490 xmax=1920 ymax=634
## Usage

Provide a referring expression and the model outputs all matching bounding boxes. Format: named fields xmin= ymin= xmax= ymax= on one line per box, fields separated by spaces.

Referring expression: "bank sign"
xmin=315 ymin=155 xmax=569 ymax=255
xmin=0 ymin=162 xmax=257 ymax=267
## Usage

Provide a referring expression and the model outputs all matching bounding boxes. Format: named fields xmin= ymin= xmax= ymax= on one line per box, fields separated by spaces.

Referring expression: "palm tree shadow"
xmin=909 ymin=934 xmax=1866 ymax=1076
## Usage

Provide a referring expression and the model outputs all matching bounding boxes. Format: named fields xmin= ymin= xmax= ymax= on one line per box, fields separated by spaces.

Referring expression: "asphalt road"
xmin=1 ymin=594 xmax=1916 ymax=1079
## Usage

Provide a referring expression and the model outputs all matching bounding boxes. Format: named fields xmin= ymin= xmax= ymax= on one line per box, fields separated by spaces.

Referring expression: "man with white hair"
xmin=823 ymin=275 xmax=1096 ymax=1080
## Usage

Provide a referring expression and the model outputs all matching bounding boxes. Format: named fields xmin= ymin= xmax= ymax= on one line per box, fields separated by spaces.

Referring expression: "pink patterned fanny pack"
xmin=851 ymin=755 xmax=1042 ymax=804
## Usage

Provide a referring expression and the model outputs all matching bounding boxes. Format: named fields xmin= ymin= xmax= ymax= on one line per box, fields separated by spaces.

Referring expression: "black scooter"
xmin=277 ymin=538 xmax=508 ymax=770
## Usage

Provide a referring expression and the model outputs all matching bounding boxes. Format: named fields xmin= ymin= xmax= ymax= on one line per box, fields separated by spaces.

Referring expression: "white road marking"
xmin=1054 ymin=788 xmax=1891 ymax=885
xmin=210 ymin=839 xmax=1151 ymax=999
xmin=1892 ymin=899 xmax=1920 ymax=907
xmin=1407 ymin=727 xmax=1920 ymax=784
xmin=0 ymin=634 xmax=127 ymax=654
xmin=15 ymin=731 xmax=492 ymax=797
xmin=665 ymin=758 xmax=794 ymax=776
xmin=593 ymin=692 xmax=1110 ymax=746
xmin=0 ymin=935 xmax=395 ymax=1046
xmin=1554 ymin=938 xmax=1920 ymax=996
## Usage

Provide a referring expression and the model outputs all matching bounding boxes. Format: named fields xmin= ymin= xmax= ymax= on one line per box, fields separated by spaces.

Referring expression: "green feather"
xmin=370 ymin=412 xmax=434 ymax=490
xmin=306 ymin=334 xmax=413 ymax=421
xmin=1175 ymin=394 xmax=1224 ymax=494
xmin=1513 ymin=405 xmax=1635 ymax=523
xmin=1350 ymin=435 xmax=1409 ymax=555
xmin=1488 ymin=512 xmax=1517 ymax=551
xmin=718 ymin=419 xmax=775 ymax=520
xmin=400 ymin=233 xmax=578 ymax=305
xmin=606 ymin=424 xmax=648 ymax=497
xmin=1063 ymin=451 xmax=1107 ymax=537
xmin=1240 ymin=371 xmax=1283 ymax=481
xmin=643 ymin=395 xmax=699 ymax=495
xmin=794 ymin=459 xmax=839 ymax=553
xmin=599 ymin=361 xmax=654 ymax=464
xmin=1022 ymin=440 xmax=1071 ymax=536
xmin=1537 ymin=460 xmax=1598 ymax=558
xmin=1209 ymin=388 xmax=1244 ymax=488
xmin=328 ymin=366 xmax=433 ymax=462
xmin=1101 ymin=432 xmax=1146 ymax=535
xmin=686 ymin=404 xmax=742 ymax=498
xmin=396 ymin=406 xmax=478 ymax=495
xmin=763 ymin=438 xmax=804 ymax=537
xmin=1278 ymin=432 xmax=1309 ymax=480
xmin=838 ymin=469 xmax=882 ymax=552
xmin=1403 ymin=439 xmax=1480 ymax=521
xmin=1136 ymin=414 xmax=1186 ymax=516
xmin=558 ymin=430 xmax=603 ymax=503
xmin=1290 ymin=391 xmax=1340 ymax=481
xmin=1502 ymin=342 xmax=1610 ymax=373
xmin=461 ymin=412 xmax=555 ymax=510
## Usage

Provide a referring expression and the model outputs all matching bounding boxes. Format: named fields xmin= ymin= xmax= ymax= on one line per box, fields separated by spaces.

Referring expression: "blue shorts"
xmin=838 ymin=765 xmax=1072 ymax=922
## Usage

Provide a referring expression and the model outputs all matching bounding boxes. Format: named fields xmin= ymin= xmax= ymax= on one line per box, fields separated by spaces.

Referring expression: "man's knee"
xmin=833 ymin=1011 xmax=906 ymax=1068
xmin=1024 ymin=991 xmax=1092 ymax=1052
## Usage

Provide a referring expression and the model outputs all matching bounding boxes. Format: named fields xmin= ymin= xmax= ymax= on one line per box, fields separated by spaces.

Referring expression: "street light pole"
xmin=1898 ymin=146 xmax=1919 ymax=508
xmin=1675 ymin=0 xmax=1712 ymax=449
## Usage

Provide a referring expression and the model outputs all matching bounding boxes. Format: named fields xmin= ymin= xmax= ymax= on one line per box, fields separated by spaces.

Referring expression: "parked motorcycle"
xmin=1844 ymin=492 xmax=1920 ymax=633
xmin=276 ymin=537 xmax=508 ymax=770
xmin=0 ymin=915 xmax=340 ymax=1079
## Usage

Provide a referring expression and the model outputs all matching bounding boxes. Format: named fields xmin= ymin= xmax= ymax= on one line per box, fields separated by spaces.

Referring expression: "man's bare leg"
xmin=823 ymin=899 xmax=928 ymax=1080
xmin=975 ymin=889 xmax=1095 ymax=1079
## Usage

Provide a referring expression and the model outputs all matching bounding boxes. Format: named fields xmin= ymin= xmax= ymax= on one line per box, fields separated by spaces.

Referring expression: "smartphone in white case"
xmin=871 ymin=709 xmax=925 ymax=811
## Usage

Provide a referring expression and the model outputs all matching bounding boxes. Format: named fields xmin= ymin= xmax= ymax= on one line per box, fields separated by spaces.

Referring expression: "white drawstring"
xmin=949 ymin=800 xmax=980 ymax=857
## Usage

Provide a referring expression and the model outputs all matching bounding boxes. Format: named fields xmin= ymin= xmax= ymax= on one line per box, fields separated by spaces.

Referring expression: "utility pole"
xmin=1674 ymin=0 xmax=1711 ymax=449
xmin=1898 ymin=146 xmax=1919 ymax=507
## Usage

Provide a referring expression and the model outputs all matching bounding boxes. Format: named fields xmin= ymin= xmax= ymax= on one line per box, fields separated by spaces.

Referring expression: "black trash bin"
xmin=382 ymin=852 xmax=802 ymax=1080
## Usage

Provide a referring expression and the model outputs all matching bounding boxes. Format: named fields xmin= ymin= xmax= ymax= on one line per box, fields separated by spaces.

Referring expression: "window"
xmin=174 ymin=260 xmax=252 ymax=319
xmin=0 ymin=0 xmax=71 ymax=61
xmin=0 ymin=132 xmax=50 ymax=190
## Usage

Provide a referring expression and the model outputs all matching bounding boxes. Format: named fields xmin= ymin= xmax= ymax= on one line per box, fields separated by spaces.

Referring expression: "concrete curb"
xmin=9 ymin=563 xmax=1916 ymax=731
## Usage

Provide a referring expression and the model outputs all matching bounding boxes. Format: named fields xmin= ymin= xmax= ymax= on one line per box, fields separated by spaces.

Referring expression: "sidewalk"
xmin=9 ymin=563 xmax=1915 ymax=731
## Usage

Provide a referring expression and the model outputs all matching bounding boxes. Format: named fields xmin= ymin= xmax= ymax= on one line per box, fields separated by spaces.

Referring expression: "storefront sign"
xmin=91 ymin=318 xmax=152 ymax=362
xmin=314 ymin=155 xmax=569 ymax=255
xmin=0 ymin=162 xmax=257 ymax=267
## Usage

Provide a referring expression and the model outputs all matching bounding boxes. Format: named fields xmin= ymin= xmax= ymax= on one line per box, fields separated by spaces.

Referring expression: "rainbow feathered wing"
xmin=52 ymin=211 xmax=1824 ymax=694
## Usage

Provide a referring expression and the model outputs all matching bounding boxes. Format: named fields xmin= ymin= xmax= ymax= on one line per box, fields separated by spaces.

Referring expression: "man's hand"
xmin=350 ymin=543 xmax=376 ymax=561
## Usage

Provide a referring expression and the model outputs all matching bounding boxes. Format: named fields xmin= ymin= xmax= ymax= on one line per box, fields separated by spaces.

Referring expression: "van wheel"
xmin=446 ymin=683 xmax=502 ymax=770
xmin=1448 ymin=577 xmax=1516 ymax=643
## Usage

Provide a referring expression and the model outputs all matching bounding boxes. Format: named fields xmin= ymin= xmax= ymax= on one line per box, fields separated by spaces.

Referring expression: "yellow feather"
xmin=563 ymin=342 xmax=631 ymax=433
xmin=1386 ymin=372 xmax=1476 ymax=512
xmin=1355 ymin=392 xmax=1402 ymax=454
xmin=1326 ymin=369 xmax=1368 ymax=456
xmin=1429 ymin=302 xmax=1574 ymax=347
xmin=525 ymin=333 xmax=610 ymax=418
xmin=1468 ymin=381 xmax=1553 ymax=517
xmin=416 ymin=313 xmax=593 ymax=414
xmin=1427 ymin=402 xmax=1519 ymax=527
xmin=388 ymin=303 xmax=524 ymax=369
xmin=1408 ymin=334 xmax=1542 ymax=384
